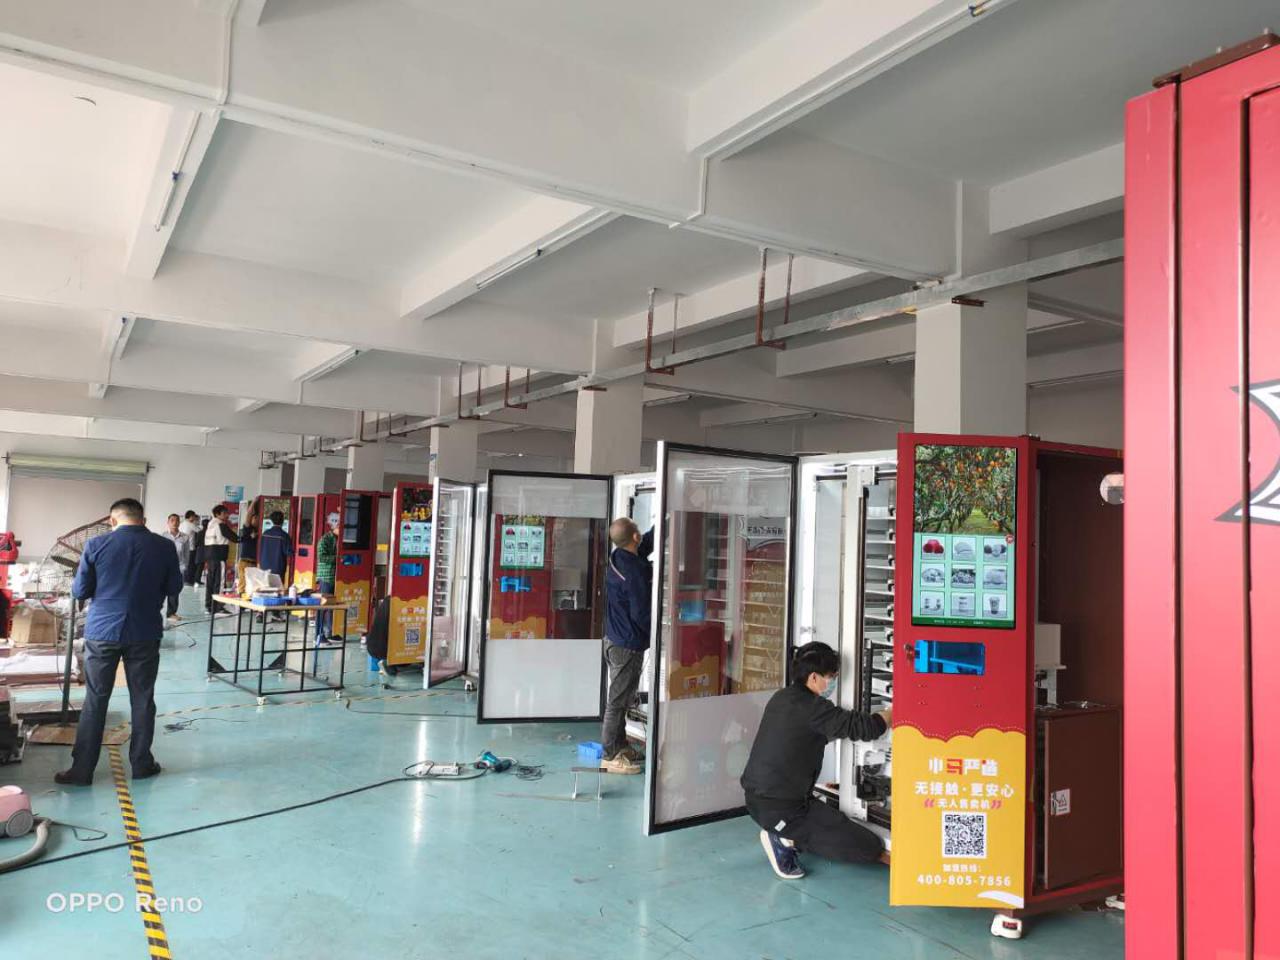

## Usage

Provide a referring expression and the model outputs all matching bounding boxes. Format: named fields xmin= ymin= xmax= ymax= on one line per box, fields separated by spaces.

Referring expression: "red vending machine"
xmin=335 ymin=489 xmax=379 ymax=638
xmin=487 ymin=514 xmax=553 ymax=640
xmin=890 ymin=434 xmax=1123 ymax=937
xmin=1125 ymin=35 xmax=1280 ymax=960
xmin=289 ymin=494 xmax=326 ymax=590
xmin=386 ymin=481 xmax=432 ymax=667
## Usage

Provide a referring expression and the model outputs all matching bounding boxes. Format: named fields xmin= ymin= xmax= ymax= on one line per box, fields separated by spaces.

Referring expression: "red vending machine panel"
xmin=488 ymin=514 xmax=552 ymax=639
xmin=387 ymin=481 xmax=432 ymax=666
xmin=289 ymin=495 xmax=323 ymax=590
xmin=335 ymin=489 xmax=379 ymax=637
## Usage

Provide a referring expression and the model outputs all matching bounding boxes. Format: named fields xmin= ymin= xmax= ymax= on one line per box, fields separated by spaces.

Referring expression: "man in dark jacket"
xmin=740 ymin=641 xmax=891 ymax=879
xmin=600 ymin=517 xmax=653 ymax=774
xmin=56 ymin=498 xmax=183 ymax=785
xmin=258 ymin=510 xmax=293 ymax=580
xmin=202 ymin=504 xmax=239 ymax=614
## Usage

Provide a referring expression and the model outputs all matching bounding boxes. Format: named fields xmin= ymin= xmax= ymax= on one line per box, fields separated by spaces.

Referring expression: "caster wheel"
xmin=464 ymin=680 xmax=477 ymax=692
xmin=991 ymin=914 xmax=1023 ymax=940
xmin=334 ymin=691 xmax=343 ymax=700
xmin=256 ymin=697 xmax=267 ymax=707
xmin=5 ymin=809 xmax=33 ymax=839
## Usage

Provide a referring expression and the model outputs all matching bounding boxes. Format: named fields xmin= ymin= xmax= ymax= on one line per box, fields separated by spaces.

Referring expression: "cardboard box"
xmin=8 ymin=607 xmax=58 ymax=647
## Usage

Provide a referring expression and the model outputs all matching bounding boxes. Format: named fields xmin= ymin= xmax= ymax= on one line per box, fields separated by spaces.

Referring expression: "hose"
xmin=0 ymin=816 xmax=50 ymax=873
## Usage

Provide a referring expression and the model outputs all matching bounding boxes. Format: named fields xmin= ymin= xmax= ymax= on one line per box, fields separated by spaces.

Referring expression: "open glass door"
xmin=645 ymin=443 xmax=797 ymax=834
xmin=426 ymin=479 xmax=475 ymax=687
xmin=478 ymin=471 xmax=612 ymax=722
xmin=467 ymin=483 xmax=487 ymax=679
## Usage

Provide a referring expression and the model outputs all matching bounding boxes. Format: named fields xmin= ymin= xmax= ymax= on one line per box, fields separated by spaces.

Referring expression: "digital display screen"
xmin=398 ymin=520 xmax=433 ymax=559
xmin=500 ymin=521 xmax=545 ymax=569
xmin=911 ymin=444 xmax=1017 ymax=629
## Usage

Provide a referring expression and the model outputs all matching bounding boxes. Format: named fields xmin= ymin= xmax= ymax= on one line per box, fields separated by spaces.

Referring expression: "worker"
xmin=158 ymin=513 xmax=189 ymax=625
xmin=202 ymin=504 xmax=239 ymax=615
xmin=740 ymin=641 xmax=891 ymax=880
xmin=600 ymin=517 xmax=653 ymax=775
xmin=56 ymin=498 xmax=182 ymax=785
xmin=236 ymin=502 xmax=260 ymax=596
xmin=178 ymin=510 xmax=201 ymax=588
xmin=314 ymin=511 xmax=340 ymax=641
xmin=258 ymin=509 xmax=293 ymax=581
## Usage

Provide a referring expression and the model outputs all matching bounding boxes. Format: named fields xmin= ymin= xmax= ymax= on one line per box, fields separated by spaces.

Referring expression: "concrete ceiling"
xmin=792 ymin=0 xmax=1280 ymax=183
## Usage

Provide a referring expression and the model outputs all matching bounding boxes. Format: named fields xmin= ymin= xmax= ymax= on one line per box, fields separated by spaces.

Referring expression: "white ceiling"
xmin=0 ymin=62 xmax=169 ymax=239
xmin=792 ymin=0 xmax=1280 ymax=183
xmin=472 ymin=217 xmax=760 ymax=322
xmin=397 ymin=0 xmax=822 ymax=91
xmin=170 ymin=120 xmax=533 ymax=288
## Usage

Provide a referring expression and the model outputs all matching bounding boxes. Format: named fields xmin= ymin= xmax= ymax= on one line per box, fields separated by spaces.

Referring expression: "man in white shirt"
xmin=158 ymin=513 xmax=189 ymax=624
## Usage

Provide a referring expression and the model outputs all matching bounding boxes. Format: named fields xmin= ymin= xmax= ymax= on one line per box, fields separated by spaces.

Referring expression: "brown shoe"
xmin=54 ymin=770 xmax=93 ymax=787
xmin=600 ymin=754 xmax=642 ymax=775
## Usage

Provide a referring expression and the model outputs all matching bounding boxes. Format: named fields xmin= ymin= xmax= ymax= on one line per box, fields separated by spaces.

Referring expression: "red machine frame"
xmin=891 ymin=433 xmax=1123 ymax=924
xmin=386 ymin=481 xmax=432 ymax=666
xmin=333 ymin=488 xmax=380 ymax=638
xmin=289 ymin=494 xmax=329 ymax=590
xmin=1124 ymin=36 xmax=1280 ymax=960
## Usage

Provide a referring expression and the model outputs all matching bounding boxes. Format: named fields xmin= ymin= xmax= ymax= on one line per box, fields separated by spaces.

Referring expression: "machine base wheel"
xmin=991 ymin=914 xmax=1023 ymax=940
xmin=256 ymin=696 xmax=267 ymax=707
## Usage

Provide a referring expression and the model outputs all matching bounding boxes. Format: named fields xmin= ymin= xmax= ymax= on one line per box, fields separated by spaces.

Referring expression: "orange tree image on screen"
xmin=913 ymin=446 xmax=1016 ymax=534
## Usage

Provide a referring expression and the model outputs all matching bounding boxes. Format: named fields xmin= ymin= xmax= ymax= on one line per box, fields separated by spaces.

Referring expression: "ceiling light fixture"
xmin=475 ymin=248 xmax=543 ymax=290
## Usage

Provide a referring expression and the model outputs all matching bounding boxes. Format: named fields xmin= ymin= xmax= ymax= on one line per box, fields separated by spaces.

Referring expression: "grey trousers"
xmin=70 ymin=640 xmax=160 ymax=779
xmin=602 ymin=641 xmax=644 ymax=756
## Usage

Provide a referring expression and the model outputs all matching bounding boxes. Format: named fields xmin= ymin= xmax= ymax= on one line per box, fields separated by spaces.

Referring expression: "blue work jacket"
xmin=604 ymin=529 xmax=653 ymax=651
xmin=72 ymin=525 xmax=184 ymax=647
xmin=257 ymin=526 xmax=293 ymax=578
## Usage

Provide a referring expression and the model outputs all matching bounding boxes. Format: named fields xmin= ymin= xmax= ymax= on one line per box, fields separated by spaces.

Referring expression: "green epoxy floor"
xmin=2 ymin=589 xmax=1125 ymax=959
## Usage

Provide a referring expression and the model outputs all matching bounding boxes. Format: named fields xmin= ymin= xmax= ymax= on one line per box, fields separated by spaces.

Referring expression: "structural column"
xmin=430 ymin=422 xmax=480 ymax=482
xmin=257 ymin=466 xmax=282 ymax=497
xmin=293 ymin=457 xmax=327 ymax=495
xmin=573 ymin=375 xmax=643 ymax=474
xmin=913 ymin=284 xmax=1028 ymax=435
xmin=346 ymin=443 xmax=385 ymax=491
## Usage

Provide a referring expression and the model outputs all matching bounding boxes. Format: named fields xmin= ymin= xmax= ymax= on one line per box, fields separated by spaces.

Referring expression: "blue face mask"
xmin=822 ymin=676 xmax=837 ymax=699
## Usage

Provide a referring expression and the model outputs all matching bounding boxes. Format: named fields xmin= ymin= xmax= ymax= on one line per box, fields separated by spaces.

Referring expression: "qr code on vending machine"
xmin=941 ymin=812 xmax=987 ymax=858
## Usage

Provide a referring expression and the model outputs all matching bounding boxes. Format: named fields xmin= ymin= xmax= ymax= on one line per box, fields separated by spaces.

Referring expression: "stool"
xmin=570 ymin=765 xmax=605 ymax=801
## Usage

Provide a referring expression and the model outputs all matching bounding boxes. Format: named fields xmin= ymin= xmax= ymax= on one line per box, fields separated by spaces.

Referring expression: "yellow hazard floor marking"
xmin=108 ymin=746 xmax=173 ymax=960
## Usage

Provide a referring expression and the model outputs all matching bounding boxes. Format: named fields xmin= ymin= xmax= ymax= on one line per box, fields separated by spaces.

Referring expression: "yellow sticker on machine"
xmin=889 ymin=725 xmax=1026 ymax=909
xmin=336 ymin=578 xmax=370 ymax=635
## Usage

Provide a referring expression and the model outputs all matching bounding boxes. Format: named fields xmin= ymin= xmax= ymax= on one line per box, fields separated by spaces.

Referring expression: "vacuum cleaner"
xmin=0 ymin=785 xmax=49 ymax=872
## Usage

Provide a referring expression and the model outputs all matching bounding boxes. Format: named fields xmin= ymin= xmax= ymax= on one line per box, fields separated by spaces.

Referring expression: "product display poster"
xmin=500 ymin=519 xmax=546 ymax=569
xmin=911 ymin=445 xmax=1016 ymax=628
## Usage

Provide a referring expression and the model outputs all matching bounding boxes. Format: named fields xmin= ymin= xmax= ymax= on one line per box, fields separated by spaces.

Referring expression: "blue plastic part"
xmin=577 ymin=741 xmax=605 ymax=764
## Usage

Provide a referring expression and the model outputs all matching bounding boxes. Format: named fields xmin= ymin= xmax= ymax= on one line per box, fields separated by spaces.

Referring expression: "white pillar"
xmin=257 ymin=466 xmax=282 ymax=497
xmin=913 ymin=284 xmax=1028 ymax=435
xmin=573 ymin=376 xmax=643 ymax=474
xmin=346 ymin=443 xmax=385 ymax=491
xmin=294 ymin=457 xmax=327 ymax=495
xmin=430 ymin=422 xmax=480 ymax=482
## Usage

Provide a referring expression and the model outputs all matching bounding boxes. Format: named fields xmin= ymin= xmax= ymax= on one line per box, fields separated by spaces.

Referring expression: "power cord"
xmin=163 ymin=717 xmax=251 ymax=733
xmin=344 ymin=699 xmax=475 ymax=720
xmin=54 ymin=821 xmax=109 ymax=842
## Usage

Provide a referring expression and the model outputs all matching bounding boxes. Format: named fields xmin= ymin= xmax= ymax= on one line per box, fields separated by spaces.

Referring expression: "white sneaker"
xmin=165 ymin=616 xmax=181 ymax=626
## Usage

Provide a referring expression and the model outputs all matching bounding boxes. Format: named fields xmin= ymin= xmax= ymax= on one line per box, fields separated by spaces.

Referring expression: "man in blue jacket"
xmin=56 ymin=498 xmax=183 ymax=786
xmin=600 ymin=517 xmax=653 ymax=775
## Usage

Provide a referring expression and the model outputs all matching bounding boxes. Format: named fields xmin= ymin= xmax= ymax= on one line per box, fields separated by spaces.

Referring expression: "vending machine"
xmin=386 ymin=481 xmax=432 ymax=667
xmin=253 ymin=494 xmax=295 ymax=579
xmin=335 ymin=488 xmax=380 ymax=638
xmin=289 ymin=494 xmax=327 ymax=591
xmin=889 ymin=434 xmax=1123 ymax=937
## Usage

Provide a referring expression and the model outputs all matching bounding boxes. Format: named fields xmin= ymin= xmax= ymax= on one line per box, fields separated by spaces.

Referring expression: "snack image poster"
xmin=911 ymin=445 xmax=1017 ymax=628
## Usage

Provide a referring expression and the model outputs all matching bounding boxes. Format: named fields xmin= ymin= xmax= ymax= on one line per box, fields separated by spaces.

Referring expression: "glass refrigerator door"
xmin=467 ymin=484 xmax=487 ymax=678
xmin=426 ymin=479 xmax=475 ymax=687
xmin=645 ymin=443 xmax=797 ymax=834
xmin=478 ymin=471 xmax=612 ymax=722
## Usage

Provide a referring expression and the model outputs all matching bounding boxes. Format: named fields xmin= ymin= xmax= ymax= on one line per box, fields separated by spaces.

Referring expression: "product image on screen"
xmin=500 ymin=521 xmax=546 ymax=569
xmin=911 ymin=444 xmax=1017 ymax=628
xmin=399 ymin=520 xmax=432 ymax=558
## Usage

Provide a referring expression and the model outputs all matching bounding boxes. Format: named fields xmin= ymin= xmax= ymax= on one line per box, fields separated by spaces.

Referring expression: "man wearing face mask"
xmin=740 ymin=641 xmax=891 ymax=880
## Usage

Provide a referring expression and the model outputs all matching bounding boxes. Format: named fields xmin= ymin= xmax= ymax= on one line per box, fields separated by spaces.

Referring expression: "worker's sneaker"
xmin=165 ymin=615 xmax=181 ymax=626
xmin=600 ymin=752 xmax=642 ymax=775
xmin=759 ymin=830 xmax=805 ymax=880
xmin=616 ymin=745 xmax=645 ymax=764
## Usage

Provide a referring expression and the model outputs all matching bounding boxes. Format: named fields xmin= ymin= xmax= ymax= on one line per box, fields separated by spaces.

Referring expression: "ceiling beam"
xmin=400 ymin=199 xmax=613 ymax=320
xmin=1027 ymin=342 xmax=1123 ymax=387
xmin=687 ymin=0 xmax=1025 ymax=158
xmin=123 ymin=108 xmax=221 ymax=278
xmin=989 ymin=141 xmax=1124 ymax=237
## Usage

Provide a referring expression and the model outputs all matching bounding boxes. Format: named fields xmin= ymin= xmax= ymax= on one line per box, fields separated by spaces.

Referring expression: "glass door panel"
xmin=426 ymin=479 xmax=475 ymax=687
xmin=646 ymin=443 xmax=797 ymax=833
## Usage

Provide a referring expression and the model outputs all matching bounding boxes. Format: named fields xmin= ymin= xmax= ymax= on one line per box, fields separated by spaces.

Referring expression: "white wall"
xmin=1027 ymin=379 xmax=1123 ymax=449
xmin=0 ymin=432 xmax=261 ymax=537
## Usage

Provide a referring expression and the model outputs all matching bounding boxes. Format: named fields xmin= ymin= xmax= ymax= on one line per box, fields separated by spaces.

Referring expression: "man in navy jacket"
xmin=600 ymin=517 xmax=653 ymax=774
xmin=56 ymin=498 xmax=183 ymax=785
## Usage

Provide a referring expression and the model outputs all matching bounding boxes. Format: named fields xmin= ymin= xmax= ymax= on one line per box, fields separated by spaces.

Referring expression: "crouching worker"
xmin=740 ymin=641 xmax=891 ymax=880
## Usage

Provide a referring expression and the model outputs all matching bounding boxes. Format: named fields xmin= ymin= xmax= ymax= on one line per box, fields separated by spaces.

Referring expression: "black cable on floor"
xmin=9 ymin=775 xmax=436 ymax=874
xmin=163 ymin=717 xmax=251 ymax=733
xmin=342 ymin=699 xmax=476 ymax=720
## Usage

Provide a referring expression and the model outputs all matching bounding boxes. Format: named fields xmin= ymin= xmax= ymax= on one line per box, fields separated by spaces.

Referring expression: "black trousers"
xmin=184 ymin=556 xmax=201 ymax=587
xmin=69 ymin=640 xmax=160 ymax=778
xmin=746 ymin=795 xmax=883 ymax=864
xmin=205 ymin=557 xmax=224 ymax=611
xmin=165 ymin=592 xmax=179 ymax=617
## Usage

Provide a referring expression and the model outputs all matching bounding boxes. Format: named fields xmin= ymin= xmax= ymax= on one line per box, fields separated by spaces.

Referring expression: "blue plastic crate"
xmin=295 ymin=595 xmax=322 ymax=606
xmin=577 ymin=741 xmax=605 ymax=764
xmin=254 ymin=595 xmax=289 ymax=607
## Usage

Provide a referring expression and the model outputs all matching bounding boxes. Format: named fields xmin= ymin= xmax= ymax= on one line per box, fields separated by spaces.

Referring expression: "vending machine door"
xmin=477 ymin=470 xmax=612 ymax=723
xmin=387 ymin=481 xmax=432 ymax=666
xmin=426 ymin=479 xmax=476 ymax=687
xmin=644 ymin=443 xmax=797 ymax=835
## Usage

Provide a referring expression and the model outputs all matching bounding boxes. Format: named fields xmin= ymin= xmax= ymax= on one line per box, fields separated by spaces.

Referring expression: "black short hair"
xmin=269 ymin=510 xmax=285 ymax=526
xmin=167 ymin=513 xmax=180 ymax=521
xmin=212 ymin=504 xmax=228 ymax=517
xmin=184 ymin=510 xmax=198 ymax=520
xmin=110 ymin=498 xmax=145 ymax=521
xmin=792 ymin=641 xmax=839 ymax=685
